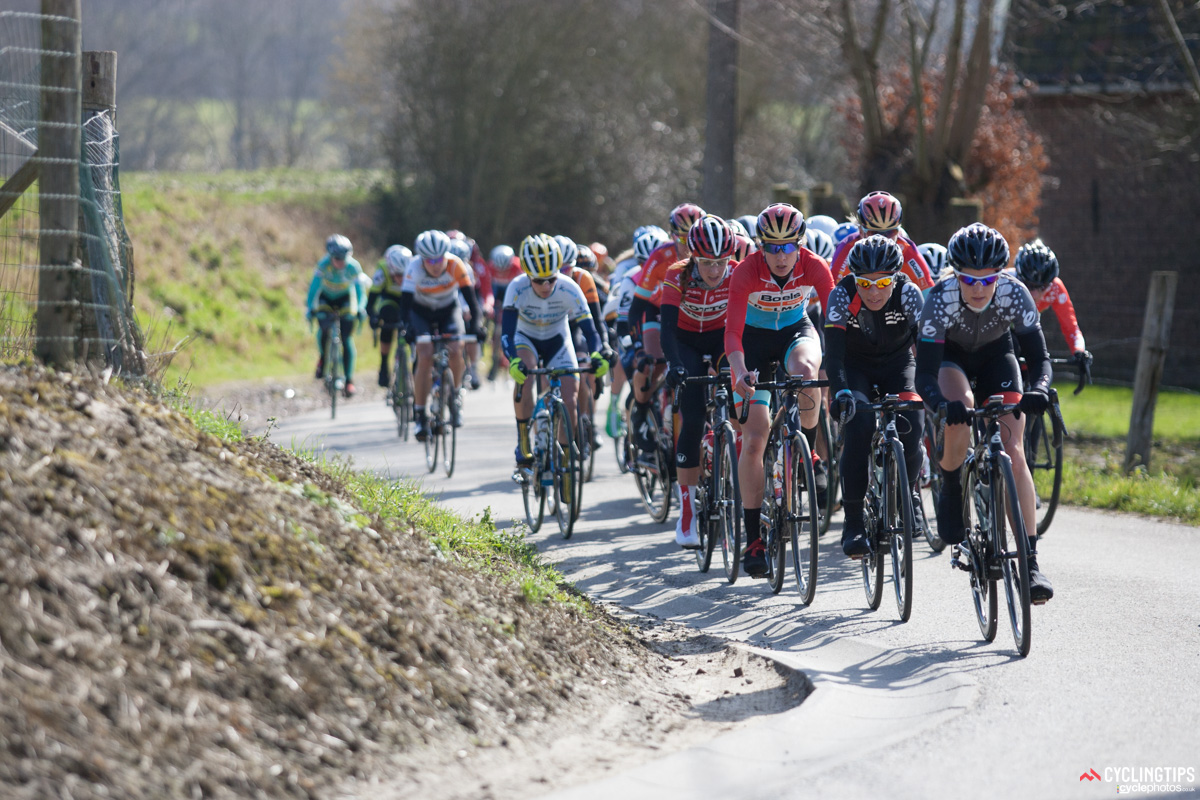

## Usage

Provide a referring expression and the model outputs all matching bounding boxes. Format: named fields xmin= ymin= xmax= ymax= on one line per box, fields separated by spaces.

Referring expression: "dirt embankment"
xmin=0 ymin=366 xmax=807 ymax=799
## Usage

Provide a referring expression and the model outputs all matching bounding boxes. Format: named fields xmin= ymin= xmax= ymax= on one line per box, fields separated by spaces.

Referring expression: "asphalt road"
xmin=272 ymin=380 xmax=1200 ymax=800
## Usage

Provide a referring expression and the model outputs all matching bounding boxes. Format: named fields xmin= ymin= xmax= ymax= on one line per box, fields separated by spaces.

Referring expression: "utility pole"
xmin=701 ymin=0 xmax=739 ymax=217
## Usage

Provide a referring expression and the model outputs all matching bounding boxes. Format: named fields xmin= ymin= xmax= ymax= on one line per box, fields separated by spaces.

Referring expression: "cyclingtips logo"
xmin=1077 ymin=765 xmax=1196 ymax=794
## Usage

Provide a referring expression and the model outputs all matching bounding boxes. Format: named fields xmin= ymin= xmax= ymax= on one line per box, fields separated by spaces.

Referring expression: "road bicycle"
xmin=421 ymin=333 xmax=461 ymax=478
xmin=314 ymin=310 xmax=353 ymax=420
xmin=1023 ymin=355 xmax=1088 ymax=537
xmin=944 ymin=395 xmax=1036 ymax=657
xmin=676 ymin=360 xmax=747 ymax=581
xmin=755 ymin=372 xmax=828 ymax=600
xmin=837 ymin=394 xmax=924 ymax=622
xmin=623 ymin=357 xmax=675 ymax=524
xmin=381 ymin=326 xmax=414 ymax=440
xmin=920 ymin=414 xmax=949 ymax=553
xmin=513 ymin=366 xmax=591 ymax=539
xmin=814 ymin=400 xmax=840 ymax=537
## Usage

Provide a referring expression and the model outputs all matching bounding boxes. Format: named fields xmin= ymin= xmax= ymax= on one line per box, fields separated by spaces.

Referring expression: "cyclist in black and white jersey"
xmin=824 ymin=235 xmax=926 ymax=558
xmin=915 ymin=223 xmax=1054 ymax=602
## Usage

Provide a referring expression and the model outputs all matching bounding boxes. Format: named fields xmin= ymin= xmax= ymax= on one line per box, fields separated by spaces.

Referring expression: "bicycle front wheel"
xmin=789 ymin=432 xmax=821 ymax=605
xmin=817 ymin=403 xmax=839 ymax=536
xmin=392 ymin=345 xmax=413 ymax=440
xmin=763 ymin=438 xmax=786 ymax=595
xmin=996 ymin=452 xmax=1032 ymax=657
xmin=1027 ymin=411 xmax=1063 ymax=538
xmin=579 ymin=413 xmax=596 ymax=483
xmin=325 ymin=329 xmax=342 ymax=420
xmin=550 ymin=399 xmax=578 ymax=539
xmin=963 ymin=458 xmax=998 ymax=642
xmin=424 ymin=379 xmax=440 ymax=473
xmin=717 ymin=424 xmax=743 ymax=584
xmin=922 ymin=415 xmax=946 ymax=552
xmin=632 ymin=407 xmax=671 ymax=524
xmin=440 ymin=369 xmax=457 ymax=477
xmin=888 ymin=440 xmax=915 ymax=622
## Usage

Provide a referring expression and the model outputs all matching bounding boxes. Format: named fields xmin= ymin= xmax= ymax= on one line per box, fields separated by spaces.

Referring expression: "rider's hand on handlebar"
xmin=665 ymin=365 xmax=687 ymax=390
xmin=509 ymin=360 xmax=528 ymax=385
xmin=832 ymin=389 xmax=856 ymax=424
xmin=733 ymin=369 xmax=756 ymax=400
xmin=1018 ymin=390 xmax=1049 ymax=417
xmin=368 ymin=314 xmax=380 ymax=330
xmin=590 ymin=352 xmax=609 ymax=379
xmin=943 ymin=400 xmax=971 ymax=426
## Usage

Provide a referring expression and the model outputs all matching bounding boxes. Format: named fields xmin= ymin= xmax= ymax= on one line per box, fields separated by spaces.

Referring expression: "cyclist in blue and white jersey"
xmin=306 ymin=234 xmax=367 ymax=397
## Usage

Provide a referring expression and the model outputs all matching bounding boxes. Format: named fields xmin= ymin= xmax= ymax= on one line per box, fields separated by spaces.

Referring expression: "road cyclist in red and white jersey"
xmin=660 ymin=215 xmax=737 ymax=549
xmin=627 ymin=203 xmax=706 ymax=450
xmin=398 ymin=230 xmax=484 ymax=441
xmin=725 ymin=203 xmax=835 ymax=577
xmin=831 ymin=191 xmax=935 ymax=291
xmin=1011 ymin=239 xmax=1092 ymax=377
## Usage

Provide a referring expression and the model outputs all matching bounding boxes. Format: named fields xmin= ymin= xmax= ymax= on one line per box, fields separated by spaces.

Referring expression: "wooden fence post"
xmin=35 ymin=0 xmax=82 ymax=370
xmin=1124 ymin=271 xmax=1177 ymax=473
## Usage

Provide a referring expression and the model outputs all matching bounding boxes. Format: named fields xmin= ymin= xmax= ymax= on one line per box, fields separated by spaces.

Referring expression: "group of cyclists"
xmin=305 ymin=189 xmax=1095 ymax=610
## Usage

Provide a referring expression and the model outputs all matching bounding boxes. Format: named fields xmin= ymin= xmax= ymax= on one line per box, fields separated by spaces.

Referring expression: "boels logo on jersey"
xmin=755 ymin=289 xmax=809 ymax=307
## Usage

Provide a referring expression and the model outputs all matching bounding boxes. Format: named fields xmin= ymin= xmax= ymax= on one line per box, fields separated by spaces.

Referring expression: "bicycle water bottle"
xmin=772 ymin=451 xmax=784 ymax=502
xmin=702 ymin=431 xmax=714 ymax=474
xmin=533 ymin=407 xmax=550 ymax=453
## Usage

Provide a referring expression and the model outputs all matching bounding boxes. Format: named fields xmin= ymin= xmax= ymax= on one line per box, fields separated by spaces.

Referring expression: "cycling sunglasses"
xmin=761 ymin=241 xmax=799 ymax=255
xmin=694 ymin=257 xmax=727 ymax=270
xmin=531 ymin=276 xmax=558 ymax=286
xmin=955 ymin=271 xmax=1001 ymax=287
xmin=855 ymin=275 xmax=895 ymax=289
xmin=862 ymin=227 xmax=900 ymax=239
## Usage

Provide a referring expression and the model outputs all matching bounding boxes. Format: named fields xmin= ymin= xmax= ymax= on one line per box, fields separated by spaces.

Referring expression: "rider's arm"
xmin=459 ymin=283 xmax=482 ymax=331
xmin=588 ymin=300 xmax=609 ymax=347
xmin=901 ymin=238 xmax=935 ymax=291
xmin=723 ymin=263 xmax=750 ymax=363
xmin=915 ymin=338 xmax=947 ymax=409
xmin=1048 ymin=279 xmax=1086 ymax=352
xmin=659 ymin=304 xmax=683 ymax=367
xmin=576 ymin=314 xmax=601 ymax=354
xmin=397 ymin=291 xmax=414 ymax=331
xmin=500 ymin=307 xmax=519 ymax=360
xmin=808 ymin=252 xmax=835 ymax=311
xmin=829 ymin=237 xmax=854 ymax=285
xmin=305 ymin=268 xmax=322 ymax=312
xmin=1011 ymin=280 xmax=1052 ymax=395
xmin=822 ymin=284 xmax=853 ymax=394
xmin=626 ymin=294 xmax=649 ymax=339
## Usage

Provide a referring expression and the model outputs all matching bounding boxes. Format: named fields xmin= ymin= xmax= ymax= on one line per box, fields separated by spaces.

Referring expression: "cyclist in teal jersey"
xmin=306 ymin=234 xmax=367 ymax=396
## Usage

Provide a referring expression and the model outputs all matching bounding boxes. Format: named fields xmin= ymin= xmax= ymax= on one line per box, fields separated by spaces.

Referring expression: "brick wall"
xmin=1022 ymin=93 xmax=1200 ymax=389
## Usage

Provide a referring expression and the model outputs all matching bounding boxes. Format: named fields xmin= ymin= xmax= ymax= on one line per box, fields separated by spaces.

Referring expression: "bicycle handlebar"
xmin=513 ymin=365 xmax=596 ymax=402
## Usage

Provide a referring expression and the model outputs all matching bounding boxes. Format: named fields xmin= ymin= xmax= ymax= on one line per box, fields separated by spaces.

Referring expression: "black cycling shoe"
xmin=514 ymin=445 xmax=533 ymax=468
xmin=935 ymin=482 xmax=966 ymax=545
xmin=813 ymin=457 xmax=829 ymax=509
xmin=742 ymin=539 xmax=768 ymax=578
xmin=910 ymin=489 xmax=927 ymax=540
xmin=414 ymin=417 xmax=429 ymax=442
xmin=378 ymin=366 xmax=390 ymax=388
xmin=1028 ymin=552 xmax=1054 ymax=603
xmin=449 ymin=392 xmax=463 ymax=428
xmin=841 ymin=503 xmax=870 ymax=558
xmin=314 ymin=357 xmax=324 ymax=379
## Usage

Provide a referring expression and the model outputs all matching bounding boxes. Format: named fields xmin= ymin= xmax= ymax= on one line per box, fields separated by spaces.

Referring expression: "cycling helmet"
xmin=489 ymin=244 xmax=515 ymax=270
xmin=553 ymin=235 xmax=579 ymax=268
xmin=445 ymin=229 xmax=466 ymax=242
xmin=669 ymin=203 xmax=706 ymax=236
xmin=947 ymin=223 xmax=1010 ymax=272
xmin=756 ymin=203 xmax=806 ymax=243
xmin=846 ymin=234 xmax=904 ymax=275
xmin=806 ymin=228 xmax=835 ymax=261
xmin=633 ymin=228 xmax=669 ymax=265
xmin=1014 ymin=239 xmax=1059 ymax=287
xmin=448 ymin=238 xmax=472 ymax=263
xmin=633 ymin=224 xmax=667 ymax=247
xmin=856 ymin=191 xmax=903 ymax=232
xmin=731 ymin=233 xmax=756 ymax=263
xmin=415 ymin=230 xmax=451 ymax=261
xmin=737 ymin=215 xmax=760 ymax=240
xmin=917 ymin=242 xmax=948 ymax=276
xmin=520 ymin=233 xmax=562 ymax=279
xmin=384 ymin=244 xmax=411 ymax=274
xmin=727 ymin=218 xmax=750 ymax=239
xmin=833 ymin=221 xmax=858 ymax=244
xmin=687 ymin=215 xmax=736 ymax=260
xmin=326 ymin=234 xmax=352 ymax=259
xmin=806 ymin=214 xmax=839 ymax=240
xmin=575 ymin=245 xmax=598 ymax=272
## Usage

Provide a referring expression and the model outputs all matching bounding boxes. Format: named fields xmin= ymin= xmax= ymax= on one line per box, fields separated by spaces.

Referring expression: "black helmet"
xmin=846 ymin=234 xmax=904 ymax=275
xmin=947 ymin=223 xmax=1009 ymax=272
xmin=1014 ymin=239 xmax=1059 ymax=287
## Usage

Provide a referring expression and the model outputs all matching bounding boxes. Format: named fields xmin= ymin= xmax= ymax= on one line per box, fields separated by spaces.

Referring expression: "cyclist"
xmin=731 ymin=232 xmax=756 ymax=264
xmin=915 ymin=222 xmax=1054 ymax=602
xmin=1012 ymin=239 xmax=1092 ymax=373
xmin=833 ymin=221 xmax=858 ymax=246
xmin=306 ymin=234 xmax=367 ymax=397
xmin=398 ymin=230 xmax=484 ymax=441
xmin=557 ymin=235 xmax=612 ymax=444
xmin=487 ymin=244 xmax=523 ymax=381
xmin=662 ymin=215 xmax=737 ymax=549
xmin=918 ymin=242 xmax=949 ymax=280
xmin=503 ymin=234 xmax=608 ymax=470
xmin=736 ymin=215 xmax=760 ymax=243
xmin=831 ymin=191 xmax=934 ymax=290
xmin=367 ymin=244 xmax=412 ymax=388
xmin=448 ymin=234 xmax=486 ymax=391
xmin=726 ymin=204 xmax=834 ymax=577
xmin=806 ymin=214 xmax=839 ymax=241
xmin=825 ymin=235 xmax=926 ymax=557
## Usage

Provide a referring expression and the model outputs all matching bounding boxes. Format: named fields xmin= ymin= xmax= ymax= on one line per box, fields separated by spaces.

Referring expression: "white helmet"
xmin=806 ymin=214 xmax=838 ymax=240
xmin=554 ymin=235 xmax=579 ymax=268
xmin=633 ymin=228 xmax=669 ymax=265
xmin=918 ymin=242 xmax=948 ymax=275
xmin=384 ymin=244 xmax=411 ymax=274
xmin=448 ymin=238 xmax=472 ymax=262
xmin=489 ymin=244 xmax=514 ymax=270
xmin=415 ymin=230 xmax=451 ymax=260
xmin=806 ymin=228 xmax=835 ymax=261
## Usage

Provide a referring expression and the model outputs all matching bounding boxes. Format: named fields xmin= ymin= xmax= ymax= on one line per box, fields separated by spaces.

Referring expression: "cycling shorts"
xmin=410 ymin=303 xmax=463 ymax=340
xmin=515 ymin=330 xmax=576 ymax=373
xmin=942 ymin=335 xmax=1023 ymax=405
xmin=674 ymin=331 xmax=727 ymax=469
xmin=740 ymin=316 xmax=819 ymax=382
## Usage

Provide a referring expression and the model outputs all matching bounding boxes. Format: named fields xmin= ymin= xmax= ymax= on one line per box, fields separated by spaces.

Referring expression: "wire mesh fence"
xmin=0 ymin=7 xmax=144 ymax=376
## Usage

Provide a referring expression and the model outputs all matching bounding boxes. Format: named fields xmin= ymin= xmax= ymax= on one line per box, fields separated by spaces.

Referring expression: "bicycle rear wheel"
xmin=996 ymin=453 xmax=1032 ymax=657
xmin=440 ymin=369 xmax=457 ymax=477
xmin=789 ymin=432 xmax=821 ymax=605
xmin=763 ymin=438 xmax=786 ymax=595
xmin=579 ymin=413 xmax=596 ymax=483
xmin=1027 ymin=411 xmax=1063 ymax=537
xmin=889 ymin=440 xmax=915 ymax=622
xmin=861 ymin=459 xmax=884 ymax=611
xmin=550 ymin=399 xmax=578 ymax=539
xmin=717 ymin=424 xmax=743 ymax=584
xmin=963 ymin=458 xmax=998 ymax=642
xmin=614 ymin=396 xmax=630 ymax=474
xmin=424 ymin=379 xmax=440 ymax=473
xmin=632 ymin=406 xmax=671 ymax=523
xmin=392 ymin=344 xmax=413 ymax=440
xmin=694 ymin=424 xmax=717 ymax=574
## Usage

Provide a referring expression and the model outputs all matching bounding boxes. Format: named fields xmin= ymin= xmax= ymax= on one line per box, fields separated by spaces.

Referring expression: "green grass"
xmin=122 ymin=168 xmax=386 ymax=212
xmin=1057 ymin=382 xmax=1200 ymax=442
xmin=1041 ymin=456 xmax=1200 ymax=525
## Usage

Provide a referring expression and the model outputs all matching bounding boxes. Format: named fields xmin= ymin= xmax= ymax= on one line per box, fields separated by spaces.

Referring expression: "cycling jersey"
xmin=490 ymin=255 xmax=523 ymax=285
xmin=501 ymin=273 xmax=593 ymax=343
xmin=306 ymin=254 xmax=366 ymax=314
xmin=1031 ymin=276 xmax=1086 ymax=352
xmin=724 ymin=249 xmax=834 ymax=355
xmin=610 ymin=255 xmax=639 ymax=289
xmin=660 ymin=260 xmax=731 ymax=334
xmin=634 ymin=240 xmax=683 ymax=304
xmin=824 ymin=274 xmax=923 ymax=387
xmin=566 ymin=266 xmax=601 ymax=304
xmin=367 ymin=267 xmax=405 ymax=309
xmin=830 ymin=231 xmax=935 ymax=291
xmin=401 ymin=254 xmax=474 ymax=311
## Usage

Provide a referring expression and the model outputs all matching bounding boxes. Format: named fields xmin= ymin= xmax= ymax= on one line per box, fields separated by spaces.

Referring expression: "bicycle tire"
xmin=789 ymin=432 xmax=821 ymax=605
xmin=440 ymin=368 xmax=456 ymax=477
xmin=889 ymin=439 xmax=915 ymax=622
xmin=694 ymin=423 xmax=717 ymax=574
xmin=614 ymin=395 xmax=630 ymax=473
xmin=763 ymin=438 xmax=786 ymax=595
xmin=996 ymin=452 xmax=1033 ymax=657
xmin=861 ymin=445 xmax=885 ymax=611
xmin=817 ymin=403 xmax=839 ymax=536
xmin=325 ymin=326 xmax=342 ymax=420
xmin=963 ymin=457 xmax=998 ymax=642
xmin=570 ymin=411 xmax=584 ymax=525
xmin=424 ymin=374 xmax=440 ymax=473
xmin=632 ymin=404 xmax=671 ymax=524
xmin=523 ymin=414 xmax=547 ymax=533
xmin=578 ymin=413 xmax=596 ymax=483
xmin=393 ymin=343 xmax=413 ymax=440
xmin=1026 ymin=411 xmax=1063 ymax=537
xmin=550 ymin=399 xmax=577 ymax=539
xmin=717 ymin=423 xmax=743 ymax=584
xmin=922 ymin=415 xmax=946 ymax=552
